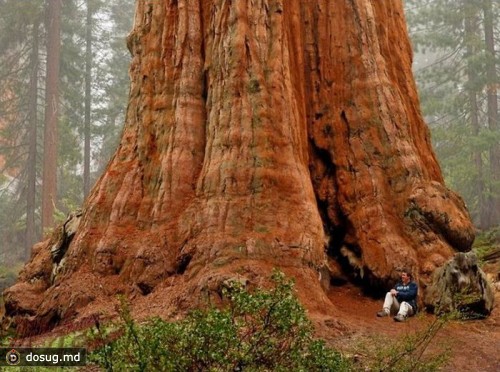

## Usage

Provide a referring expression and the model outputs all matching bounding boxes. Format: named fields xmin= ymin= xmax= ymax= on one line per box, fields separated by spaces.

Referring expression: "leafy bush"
xmin=0 ymin=263 xmax=21 ymax=291
xmin=89 ymin=271 xmax=351 ymax=371
xmin=348 ymin=316 xmax=450 ymax=372
xmin=88 ymin=271 xmax=452 ymax=371
xmin=473 ymin=226 xmax=500 ymax=263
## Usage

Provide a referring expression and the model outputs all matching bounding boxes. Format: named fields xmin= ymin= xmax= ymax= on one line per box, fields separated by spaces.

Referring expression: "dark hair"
xmin=401 ymin=269 xmax=412 ymax=279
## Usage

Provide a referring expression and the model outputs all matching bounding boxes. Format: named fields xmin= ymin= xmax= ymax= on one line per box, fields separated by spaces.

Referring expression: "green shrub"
xmin=0 ymin=263 xmax=21 ymax=293
xmin=473 ymin=226 xmax=500 ymax=263
xmin=89 ymin=271 xmax=351 ymax=371
xmin=88 ymin=271 xmax=452 ymax=371
xmin=349 ymin=316 xmax=450 ymax=372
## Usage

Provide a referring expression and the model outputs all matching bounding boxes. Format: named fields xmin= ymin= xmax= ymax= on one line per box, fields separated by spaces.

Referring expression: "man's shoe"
xmin=376 ymin=310 xmax=389 ymax=317
xmin=393 ymin=314 xmax=406 ymax=322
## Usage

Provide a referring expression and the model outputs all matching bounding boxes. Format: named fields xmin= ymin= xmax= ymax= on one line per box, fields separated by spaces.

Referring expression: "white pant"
xmin=383 ymin=292 xmax=414 ymax=317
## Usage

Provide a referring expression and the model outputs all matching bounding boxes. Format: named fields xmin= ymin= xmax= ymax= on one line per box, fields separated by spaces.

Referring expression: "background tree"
xmin=41 ymin=0 xmax=62 ymax=231
xmin=405 ymin=0 xmax=500 ymax=229
xmin=482 ymin=0 xmax=499 ymax=224
xmin=26 ymin=13 xmax=41 ymax=256
xmin=4 ymin=0 xmax=476 ymax=336
xmin=0 ymin=0 xmax=132 ymax=261
xmin=83 ymin=0 xmax=94 ymax=198
xmin=90 ymin=0 xmax=134 ymax=178
xmin=0 ymin=0 xmax=45 ymax=259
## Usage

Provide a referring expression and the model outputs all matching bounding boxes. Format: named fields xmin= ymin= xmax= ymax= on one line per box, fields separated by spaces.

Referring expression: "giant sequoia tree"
xmin=4 ymin=0 xmax=475 ymax=335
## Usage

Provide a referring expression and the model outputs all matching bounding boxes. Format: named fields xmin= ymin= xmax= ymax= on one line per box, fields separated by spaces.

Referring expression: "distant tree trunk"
xmin=83 ymin=0 xmax=93 ymax=198
xmin=483 ymin=0 xmax=499 ymax=227
xmin=464 ymin=8 xmax=486 ymax=229
xmin=26 ymin=16 xmax=40 ymax=259
xmin=41 ymin=0 xmax=62 ymax=231
xmin=5 ymin=0 xmax=476 ymax=336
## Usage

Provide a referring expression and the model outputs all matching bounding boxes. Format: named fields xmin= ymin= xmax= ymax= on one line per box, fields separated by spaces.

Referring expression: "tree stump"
xmin=424 ymin=252 xmax=494 ymax=318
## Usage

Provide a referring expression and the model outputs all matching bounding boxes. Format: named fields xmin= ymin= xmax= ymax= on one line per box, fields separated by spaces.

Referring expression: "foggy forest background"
xmin=0 ymin=0 xmax=498 ymax=286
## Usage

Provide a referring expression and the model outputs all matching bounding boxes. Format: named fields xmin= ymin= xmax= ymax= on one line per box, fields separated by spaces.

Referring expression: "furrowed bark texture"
xmin=4 ymin=0 xmax=474 ymax=335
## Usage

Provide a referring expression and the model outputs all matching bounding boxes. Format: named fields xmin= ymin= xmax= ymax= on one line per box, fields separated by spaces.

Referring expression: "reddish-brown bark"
xmin=4 ymin=0 xmax=475 ymax=336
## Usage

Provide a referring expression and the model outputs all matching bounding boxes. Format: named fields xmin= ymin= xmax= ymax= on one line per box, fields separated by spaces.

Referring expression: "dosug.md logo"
xmin=6 ymin=349 xmax=21 ymax=365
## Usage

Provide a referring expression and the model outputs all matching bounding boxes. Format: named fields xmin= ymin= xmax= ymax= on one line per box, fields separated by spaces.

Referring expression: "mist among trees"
xmin=0 ymin=0 xmax=498 ymax=276
xmin=406 ymin=0 xmax=499 ymax=229
xmin=0 ymin=0 xmax=135 ymax=265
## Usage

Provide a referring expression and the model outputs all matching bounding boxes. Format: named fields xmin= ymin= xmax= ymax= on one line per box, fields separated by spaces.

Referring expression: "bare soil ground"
xmin=321 ymin=283 xmax=500 ymax=372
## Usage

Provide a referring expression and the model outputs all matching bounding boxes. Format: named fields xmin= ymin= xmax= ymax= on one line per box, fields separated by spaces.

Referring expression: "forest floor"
xmin=2 ymin=264 xmax=499 ymax=371
xmin=6 ymin=283 xmax=498 ymax=371
xmin=315 ymin=283 xmax=500 ymax=372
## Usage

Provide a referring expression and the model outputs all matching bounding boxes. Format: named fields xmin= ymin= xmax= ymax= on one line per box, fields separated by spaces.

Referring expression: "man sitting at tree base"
xmin=376 ymin=269 xmax=418 ymax=322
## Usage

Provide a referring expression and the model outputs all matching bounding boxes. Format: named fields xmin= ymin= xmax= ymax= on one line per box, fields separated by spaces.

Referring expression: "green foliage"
xmin=88 ymin=271 xmax=351 ymax=371
xmin=44 ymin=330 xmax=87 ymax=349
xmin=92 ymin=0 xmax=134 ymax=175
xmin=88 ymin=272 xmax=451 ymax=371
xmin=0 ymin=265 xmax=19 ymax=282
xmin=405 ymin=0 xmax=500 ymax=228
xmin=349 ymin=317 xmax=450 ymax=372
xmin=0 ymin=0 xmax=134 ymax=257
xmin=452 ymin=291 xmax=486 ymax=320
xmin=0 ymin=189 xmax=25 ymax=262
xmin=473 ymin=226 xmax=500 ymax=264
xmin=0 ymin=263 xmax=21 ymax=290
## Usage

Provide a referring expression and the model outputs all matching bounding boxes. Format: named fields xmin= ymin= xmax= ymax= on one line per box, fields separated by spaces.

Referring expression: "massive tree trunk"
xmin=4 ymin=0 xmax=475 ymax=336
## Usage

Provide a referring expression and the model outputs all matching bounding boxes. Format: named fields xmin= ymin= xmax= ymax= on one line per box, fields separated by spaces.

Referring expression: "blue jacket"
xmin=394 ymin=281 xmax=418 ymax=312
